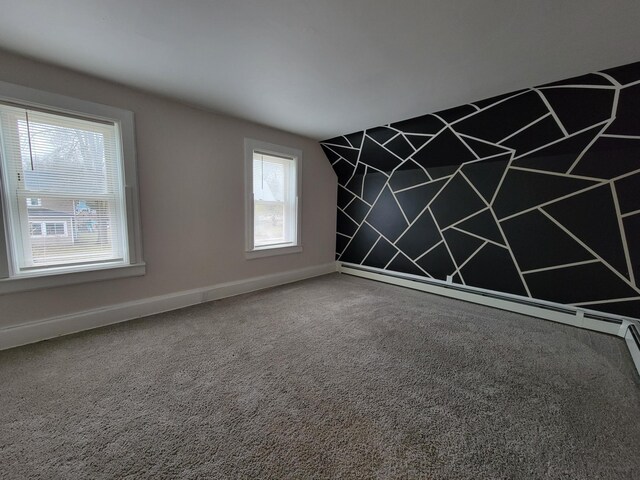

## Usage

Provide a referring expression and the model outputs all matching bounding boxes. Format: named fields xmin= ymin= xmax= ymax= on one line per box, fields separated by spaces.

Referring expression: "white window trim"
xmin=244 ymin=138 xmax=302 ymax=260
xmin=0 ymin=81 xmax=145 ymax=294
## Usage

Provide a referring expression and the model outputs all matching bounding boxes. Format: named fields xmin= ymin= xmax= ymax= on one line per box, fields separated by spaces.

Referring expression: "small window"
xmin=0 ymin=81 xmax=144 ymax=293
xmin=29 ymin=222 xmax=43 ymax=237
xmin=46 ymin=222 xmax=68 ymax=237
xmin=244 ymin=139 xmax=301 ymax=258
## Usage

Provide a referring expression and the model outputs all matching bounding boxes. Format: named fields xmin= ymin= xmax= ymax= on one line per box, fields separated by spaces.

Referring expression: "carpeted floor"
xmin=1 ymin=273 xmax=639 ymax=479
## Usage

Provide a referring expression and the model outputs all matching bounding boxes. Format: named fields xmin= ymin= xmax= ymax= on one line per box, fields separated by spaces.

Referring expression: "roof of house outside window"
xmin=26 ymin=208 xmax=73 ymax=218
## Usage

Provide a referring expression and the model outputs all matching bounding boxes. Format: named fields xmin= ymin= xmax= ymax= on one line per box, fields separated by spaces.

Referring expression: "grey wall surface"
xmin=0 ymin=49 xmax=337 ymax=329
xmin=322 ymin=62 xmax=640 ymax=319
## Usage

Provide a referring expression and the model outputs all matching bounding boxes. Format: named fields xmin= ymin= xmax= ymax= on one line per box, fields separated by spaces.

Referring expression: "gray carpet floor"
xmin=1 ymin=273 xmax=639 ymax=479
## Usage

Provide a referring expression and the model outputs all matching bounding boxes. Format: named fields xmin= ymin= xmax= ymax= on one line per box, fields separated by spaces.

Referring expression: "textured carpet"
xmin=1 ymin=273 xmax=639 ymax=479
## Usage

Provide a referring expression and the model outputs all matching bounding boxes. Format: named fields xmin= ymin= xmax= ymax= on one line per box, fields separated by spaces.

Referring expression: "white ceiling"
xmin=0 ymin=1 xmax=638 ymax=140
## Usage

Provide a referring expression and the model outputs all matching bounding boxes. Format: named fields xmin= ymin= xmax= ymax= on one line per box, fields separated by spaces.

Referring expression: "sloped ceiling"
xmin=0 ymin=0 xmax=638 ymax=140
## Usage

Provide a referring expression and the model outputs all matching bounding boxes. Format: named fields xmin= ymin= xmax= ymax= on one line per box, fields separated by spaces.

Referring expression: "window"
xmin=29 ymin=221 xmax=68 ymax=238
xmin=244 ymin=139 xmax=301 ymax=258
xmin=29 ymin=222 xmax=42 ymax=237
xmin=46 ymin=223 xmax=66 ymax=237
xmin=0 ymin=81 xmax=144 ymax=293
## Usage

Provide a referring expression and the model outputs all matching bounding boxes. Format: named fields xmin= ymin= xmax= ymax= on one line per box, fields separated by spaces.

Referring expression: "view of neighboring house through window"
xmin=0 ymin=104 xmax=127 ymax=272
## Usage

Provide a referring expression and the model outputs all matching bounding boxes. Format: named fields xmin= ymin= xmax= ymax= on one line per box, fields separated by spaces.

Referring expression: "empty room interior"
xmin=1 ymin=1 xmax=640 ymax=478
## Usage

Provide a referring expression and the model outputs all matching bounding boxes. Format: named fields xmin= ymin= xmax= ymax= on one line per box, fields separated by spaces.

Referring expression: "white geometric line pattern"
xmin=321 ymin=61 xmax=640 ymax=319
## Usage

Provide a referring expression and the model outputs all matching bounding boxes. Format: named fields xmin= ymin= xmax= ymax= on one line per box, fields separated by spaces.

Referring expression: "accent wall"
xmin=321 ymin=61 xmax=640 ymax=319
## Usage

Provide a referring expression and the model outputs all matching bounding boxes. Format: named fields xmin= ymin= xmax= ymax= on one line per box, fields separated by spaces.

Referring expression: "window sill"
xmin=245 ymin=245 xmax=302 ymax=260
xmin=0 ymin=262 xmax=146 ymax=295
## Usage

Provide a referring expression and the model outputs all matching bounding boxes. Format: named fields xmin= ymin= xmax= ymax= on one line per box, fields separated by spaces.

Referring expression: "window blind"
xmin=0 ymin=103 xmax=128 ymax=272
xmin=252 ymin=151 xmax=296 ymax=247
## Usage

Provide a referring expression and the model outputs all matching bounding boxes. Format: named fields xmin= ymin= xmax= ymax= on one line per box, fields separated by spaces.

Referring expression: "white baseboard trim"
xmin=0 ymin=261 xmax=338 ymax=351
xmin=340 ymin=262 xmax=640 ymax=377
xmin=625 ymin=323 xmax=640 ymax=376
xmin=339 ymin=263 xmax=631 ymax=335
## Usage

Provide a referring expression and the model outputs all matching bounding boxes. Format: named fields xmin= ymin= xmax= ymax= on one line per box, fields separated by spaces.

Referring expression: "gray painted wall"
xmin=0 ymin=49 xmax=337 ymax=329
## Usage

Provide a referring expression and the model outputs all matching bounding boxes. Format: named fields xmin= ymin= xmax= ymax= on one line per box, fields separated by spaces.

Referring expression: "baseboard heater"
xmin=338 ymin=262 xmax=640 ymax=377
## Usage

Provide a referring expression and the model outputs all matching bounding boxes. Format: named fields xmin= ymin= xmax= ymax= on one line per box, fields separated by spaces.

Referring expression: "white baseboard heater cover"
xmin=339 ymin=262 xmax=640 ymax=377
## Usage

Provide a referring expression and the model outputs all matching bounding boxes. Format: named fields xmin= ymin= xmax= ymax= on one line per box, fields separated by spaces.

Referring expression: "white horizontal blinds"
xmin=0 ymin=104 xmax=127 ymax=271
xmin=252 ymin=151 xmax=296 ymax=247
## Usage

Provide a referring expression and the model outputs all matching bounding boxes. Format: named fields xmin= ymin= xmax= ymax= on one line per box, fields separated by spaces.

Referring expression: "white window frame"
xmin=244 ymin=138 xmax=302 ymax=259
xmin=26 ymin=197 xmax=42 ymax=207
xmin=0 ymin=81 xmax=145 ymax=294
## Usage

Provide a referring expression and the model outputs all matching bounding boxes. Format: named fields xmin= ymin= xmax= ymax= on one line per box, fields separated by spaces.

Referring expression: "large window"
xmin=244 ymin=139 xmax=301 ymax=258
xmin=0 ymin=81 xmax=144 ymax=293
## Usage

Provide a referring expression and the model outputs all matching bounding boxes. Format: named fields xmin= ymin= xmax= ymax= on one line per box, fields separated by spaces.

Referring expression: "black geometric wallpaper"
xmin=321 ymin=61 xmax=640 ymax=319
